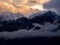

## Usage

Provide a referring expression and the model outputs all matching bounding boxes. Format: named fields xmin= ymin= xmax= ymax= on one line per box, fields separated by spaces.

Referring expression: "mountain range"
xmin=0 ymin=11 xmax=60 ymax=32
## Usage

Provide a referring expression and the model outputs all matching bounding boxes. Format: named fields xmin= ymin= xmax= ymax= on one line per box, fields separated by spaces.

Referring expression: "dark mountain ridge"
xmin=0 ymin=11 xmax=60 ymax=32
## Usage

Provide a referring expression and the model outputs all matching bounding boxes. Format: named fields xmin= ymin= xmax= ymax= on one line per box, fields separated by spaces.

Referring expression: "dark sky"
xmin=44 ymin=0 xmax=60 ymax=14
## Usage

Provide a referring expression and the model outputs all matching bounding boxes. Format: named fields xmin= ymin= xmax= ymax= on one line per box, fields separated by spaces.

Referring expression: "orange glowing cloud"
xmin=0 ymin=2 xmax=17 ymax=13
xmin=0 ymin=0 xmax=51 ymax=16
xmin=30 ymin=0 xmax=51 ymax=11
xmin=18 ymin=0 xmax=51 ymax=11
xmin=39 ymin=0 xmax=51 ymax=4
xmin=0 ymin=2 xmax=39 ymax=16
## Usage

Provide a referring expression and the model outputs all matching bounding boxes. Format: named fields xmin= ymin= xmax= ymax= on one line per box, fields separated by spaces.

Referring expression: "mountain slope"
xmin=0 ymin=11 xmax=59 ymax=32
xmin=30 ymin=11 xmax=57 ymax=24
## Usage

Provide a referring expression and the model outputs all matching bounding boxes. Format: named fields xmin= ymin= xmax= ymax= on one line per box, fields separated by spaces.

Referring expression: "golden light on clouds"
xmin=0 ymin=0 xmax=51 ymax=16
xmin=0 ymin=2 xmax=39 ymax=16
xmin=0 ymin=2 xmax=17 ymax=13
xmin=39 ymin=0 xmax=51 ymax=4
xmin=8 ymin=0 xmax=13 ymax=3
xmin=30 ymin=0 xmax=51 ymax=11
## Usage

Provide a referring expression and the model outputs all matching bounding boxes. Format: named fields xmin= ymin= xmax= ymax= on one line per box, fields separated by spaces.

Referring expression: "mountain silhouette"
xmin=0 ymin=11 xmax=59 ymax=32
xmin=30 ymin=11 xmax=57 ymax=24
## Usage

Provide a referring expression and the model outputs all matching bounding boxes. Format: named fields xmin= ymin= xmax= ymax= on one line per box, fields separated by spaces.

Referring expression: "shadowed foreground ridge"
xmin=0 ymin=37 xmax=60 ymax=45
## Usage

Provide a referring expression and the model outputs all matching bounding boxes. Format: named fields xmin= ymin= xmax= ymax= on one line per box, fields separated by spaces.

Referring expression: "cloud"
xmin=0 ymin=1 xmax=39 ymax=17
xmin=0 ymin=0 xmax=59 ymax=13
xmin=44 ymin=0 xmax=60 ymax=14
xmin=0 ymin=30 xmax=60 ymax=40
xmin=0 ymin=22 xmax=60 ymax=40
xmin=0 ymin=0 xmax=51 ymax=12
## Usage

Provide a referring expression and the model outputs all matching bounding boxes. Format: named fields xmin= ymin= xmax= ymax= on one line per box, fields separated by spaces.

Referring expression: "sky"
xmin=44 ymin=0 xmax=60 ymax=14
xmin=0 ymin=0 xmax=60 ymax=16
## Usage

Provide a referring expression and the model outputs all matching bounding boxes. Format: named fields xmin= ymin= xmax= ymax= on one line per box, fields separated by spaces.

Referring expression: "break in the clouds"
xmin=44 ymin=0 xmax=60 ymax=14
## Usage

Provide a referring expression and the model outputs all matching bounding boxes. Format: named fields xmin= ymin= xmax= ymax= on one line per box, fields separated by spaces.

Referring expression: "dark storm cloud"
xmin=44 ymin=0 xmax=60 ymax=14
